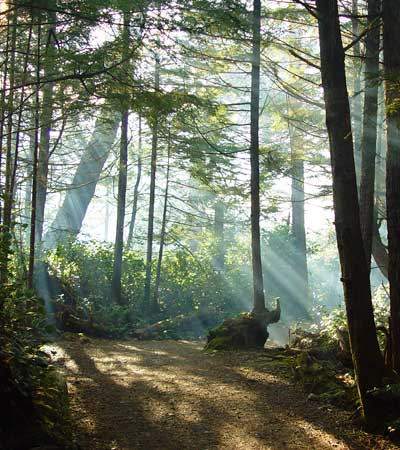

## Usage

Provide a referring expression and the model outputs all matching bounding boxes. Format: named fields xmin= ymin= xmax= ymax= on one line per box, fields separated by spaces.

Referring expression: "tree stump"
xmin=205 ymin=300 xmax=280 ymax=351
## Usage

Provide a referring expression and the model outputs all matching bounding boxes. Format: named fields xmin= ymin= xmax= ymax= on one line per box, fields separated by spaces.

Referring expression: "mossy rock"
xmin=291 ymin=351 xmax=357 ymax=408
xmin=205 ymin=314 xmax=269 ymax=351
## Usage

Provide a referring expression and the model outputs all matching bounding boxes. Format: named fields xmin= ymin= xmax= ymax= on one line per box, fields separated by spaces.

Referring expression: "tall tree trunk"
xmin=143 ymin=55 xmax=160 ymax=313
xmin=43 ymin=111 xmax=120 ymax=248
xmin=35 ymin=11 xmax=56 ymax=248
xmin=127 ymin=115 xmax=143 ymax=248
xmin=316 ymin=0 xmax=383 ymax=425
xmin=111 ymin=111 xmax=129 ymax=305
xmin=287 ymin=97 xmax=309 ymax=316
xmin=383 ymin=0 xmax=400 ymax=373
xmin=23 ymin=129 xmax=35 ymax=245
xmin=0 ymin=12 xmax=12 ymax=227
xmin=0 ymin=8 xmax=17 ymax=283
xmin=28 ymin=13 xmax=43 ymax=289
xmin=111 ymin=11 xmax=130 ymax=305
xmin=291 ymin=148 xmax=309 ymax=314
xmin=152 ymin=139 xmax=171 ymax=313
xmin=351 ymin=0 xmax=362 ymax=182
xmin=213 ymin=198 xmax=225 ymax=272
xmin=250 ymin=0 xmax=266 ymax=315
xmin=359 ymin=0 xmax=381 ymax=273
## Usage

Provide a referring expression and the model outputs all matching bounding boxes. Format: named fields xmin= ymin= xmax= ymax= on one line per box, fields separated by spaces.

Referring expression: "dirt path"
xmin=48 ymin=339 xmax=398 ymax=450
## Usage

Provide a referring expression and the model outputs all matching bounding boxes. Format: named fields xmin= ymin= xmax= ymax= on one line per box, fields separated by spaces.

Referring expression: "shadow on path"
xmin=50 ymin=339 xmax=395 ymax=450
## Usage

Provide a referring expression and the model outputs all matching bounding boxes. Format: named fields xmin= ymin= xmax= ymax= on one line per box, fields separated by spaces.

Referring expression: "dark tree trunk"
xmin=0 ymin=9 xmax=16 ymax=284
xmin=144 ymin=55 xmax=160 ymax=312
xmin=0 ymin=12 xmax=12 ymax=227
xmin=127 ymin=116 xmax=143 ymax=249
xmin=111 ymin=109 xmax=129 ymax=305
xmin=359 ymin=0 xmax=381 ymax=273
xmin=316 ymin=0 xmax=383 ymax=424
xmin=43 ymin=111 xmax=120 ymax=248
xmin=383 ymin=0 xmax=400 ymax=373
xmin=250 ymin=0 xmax=266 ymax=315
xmin=111 ymin=11 xmax=130 ymax=305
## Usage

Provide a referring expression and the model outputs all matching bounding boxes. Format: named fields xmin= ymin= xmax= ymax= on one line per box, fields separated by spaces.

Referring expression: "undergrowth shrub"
xmin=0 ymin=282 xmax=72 ymax=448
xmin=45 ymin=240 xmax=253 ymax=336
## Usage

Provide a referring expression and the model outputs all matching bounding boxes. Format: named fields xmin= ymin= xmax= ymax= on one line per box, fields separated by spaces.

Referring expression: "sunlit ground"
xmin=44 ymin=339 xmax=394 ymax=450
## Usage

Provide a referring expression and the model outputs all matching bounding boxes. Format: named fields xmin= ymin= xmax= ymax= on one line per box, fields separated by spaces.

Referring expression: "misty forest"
xmin=2 ymin=0 xmax=400 ymax=449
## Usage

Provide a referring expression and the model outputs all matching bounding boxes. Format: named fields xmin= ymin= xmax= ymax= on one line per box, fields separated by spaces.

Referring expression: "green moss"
xmin=290 ymin=351 xmax=357 ymax=408
xmin=204 ymin=336 xmax=238 ymax=351
xmin=33 ymin=368 xmax=73 ymax=448
xmin=205 ymin=314 xmax=269 ymax=351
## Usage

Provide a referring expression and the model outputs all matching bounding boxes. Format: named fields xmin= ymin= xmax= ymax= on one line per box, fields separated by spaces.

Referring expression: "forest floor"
xmin=47 ymin=338 xmax=400 ymax=450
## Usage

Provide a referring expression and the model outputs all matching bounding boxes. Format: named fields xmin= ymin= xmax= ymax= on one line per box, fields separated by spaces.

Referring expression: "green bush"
xmin=0 ymin=283 xmax=72 ymax=447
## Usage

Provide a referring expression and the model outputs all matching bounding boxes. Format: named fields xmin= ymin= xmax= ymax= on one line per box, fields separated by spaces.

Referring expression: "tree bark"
xmin=351 ymin=0 xmax=363 ymax=183
xmin=152 ymin=139 xmax=171 ymax=313
xmin=43 ymin=110 xmax=120 ymax=248
xmin=288 ymin=99 xmax=309 ymax=315
xmin=0 ymin=12 xmax=12 ymax=227
xmin=383 ymin=0 xmax=400 ymax=373
xmin=250 ymin=0 xmax=266 ymax=315
xmin=316 ymin=0 xmax=383 ymax=424
xmin=144 ymin=55 xmax=160 ymax=313
xmin=111 ymin=110 xmax=129 ymax=305
xmin=111 ymin=12 xmax=130 ymax=305
xmin=213 ymin=198 xmax=225 ymax=272
xmin=35 ymin=11 xmax=56 ymax=247
xmin=359 ymin=0 xmax=381 ymax=273
xmin=0 ymin=8 xmax=17 ymax=284
xmin=127 ymin=115 xmax=143 ymax=248
xmin=28 ymin=14 xmax=43 ymax=289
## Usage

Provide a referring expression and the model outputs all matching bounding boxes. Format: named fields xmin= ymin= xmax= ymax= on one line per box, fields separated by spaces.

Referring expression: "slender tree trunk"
xmin=144 ymin=55 xmax=160 ymax=312
xmin=250 ymin=0 xmax=266 ymax=315
xmin=291 ymin=148 xmax=309 ymax=313
xmin=43 ymin=110 xmax=120 ymax=247
xmin=351 ymin=0 xmax=363 ymax=182
xmin=383 ymin=0 xmax=400 ymax=373
xmin=0 ymin=13 xmax=12 ymax=226
xmin=152 ymin=139 xmax=171 ymax=313
xmin=287 ymin=98 xmax=309 ymax=315
xmin=316 ymin=0 xmax=383 ymax=425
xmin=127 ymin=116 xmax=143 ymax=248
xmin=111 ymin=111 xmax=129 ymax=305
xmin=213 ymin=198 xmax=225 ymax=272
xmin=359 ymin=0 xmax=381 ymax=273
xmin=35 ymin=11 xmax=56 ymax=248
xmin=111 ymin=11 xmax=130 ymax=305
xmin=24 ymin=130 xmax=35 ymax=244
xmin=28 ymin=14 xmax=43 ymax=289
xmin=0 ymin=9 xmax=17 ymax=283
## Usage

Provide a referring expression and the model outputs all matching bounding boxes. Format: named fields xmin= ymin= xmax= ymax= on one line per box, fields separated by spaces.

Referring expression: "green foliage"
xmin=291 ymin=351 xmax=357 ymax=408
xmin=46 ymin=238 xmax=253 ymax=336
xmin=0 ymin=282 xmax=72 ymax=446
